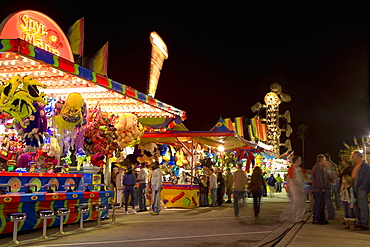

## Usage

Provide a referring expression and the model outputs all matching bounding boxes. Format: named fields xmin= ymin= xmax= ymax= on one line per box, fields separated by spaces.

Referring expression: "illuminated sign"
xmin=0 ymin=10 xmax=74 ymax=62
xmin=147 ymin=32 xmax=168 ymax=97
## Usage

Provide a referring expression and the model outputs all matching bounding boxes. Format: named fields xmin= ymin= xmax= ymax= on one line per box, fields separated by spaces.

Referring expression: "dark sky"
xmin=2 ymin=1 xmax=370 ymax=166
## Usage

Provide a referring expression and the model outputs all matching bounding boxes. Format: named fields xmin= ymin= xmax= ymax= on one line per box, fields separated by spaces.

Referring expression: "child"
xmin=199 ymin=175 xmax=209 ymax=206
xmin=340 ymin=175 xmax=355 ymax=230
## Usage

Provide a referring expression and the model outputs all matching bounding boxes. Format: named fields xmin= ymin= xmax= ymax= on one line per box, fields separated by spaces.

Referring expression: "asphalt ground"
xmin=0 ymin=192 xmax=291 ymax=247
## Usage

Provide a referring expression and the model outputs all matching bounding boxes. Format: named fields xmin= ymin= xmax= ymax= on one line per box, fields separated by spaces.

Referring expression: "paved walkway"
xmin=256 ymin=201 xmax=370 ymax=247
xmin=0 ymin=192 xmax=290 ymax=247
xmin=8 ymin=191 xmax=367 ymax=247
xmin=283 ymin=208 xmax=370 ymax=247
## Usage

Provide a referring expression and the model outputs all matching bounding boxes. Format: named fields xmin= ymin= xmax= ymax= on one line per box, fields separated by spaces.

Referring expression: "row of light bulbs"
xmin=0 ymin=53 xmax=182 ymax=118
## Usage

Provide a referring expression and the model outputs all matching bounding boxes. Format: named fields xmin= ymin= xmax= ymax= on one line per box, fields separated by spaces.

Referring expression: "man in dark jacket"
xmin=216 ymin=168 xmax=225 ymax=206
xmin=266 ymin=174 xmax=276 ymax=198
xmin=351 ymin=151 xmax=370 ymax=230
xmin=311 ymin=154 xmax=328 ymax=225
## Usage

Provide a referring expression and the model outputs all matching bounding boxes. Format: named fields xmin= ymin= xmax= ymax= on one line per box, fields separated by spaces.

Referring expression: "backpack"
xmin=267 ymin=177 xmax=276 ymax=186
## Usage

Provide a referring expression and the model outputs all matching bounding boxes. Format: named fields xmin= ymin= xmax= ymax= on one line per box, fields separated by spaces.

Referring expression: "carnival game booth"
xmin=140 ymin=123 xmax=256 ymax=208
xmin=0 ymin=10 xmax=186 ymax=234
xmin=0 ymin=172 xmax=114 ymax=235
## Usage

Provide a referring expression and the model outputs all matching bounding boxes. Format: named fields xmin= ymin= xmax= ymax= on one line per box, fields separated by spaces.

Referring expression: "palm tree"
xmin=297 ymin=124 xmax=308 ymax=166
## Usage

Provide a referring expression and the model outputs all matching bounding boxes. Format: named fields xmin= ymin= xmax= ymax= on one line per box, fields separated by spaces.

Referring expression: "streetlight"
xmin=361 ymin=135 xmax=370 ymax=163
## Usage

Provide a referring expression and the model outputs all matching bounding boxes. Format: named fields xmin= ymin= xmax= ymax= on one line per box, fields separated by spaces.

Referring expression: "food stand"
xmin=0 ymin=10 xmax=186 ymax=234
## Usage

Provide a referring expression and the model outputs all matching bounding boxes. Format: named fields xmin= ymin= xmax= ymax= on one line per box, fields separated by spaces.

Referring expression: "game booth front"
xmin=0 ymin=10 xmax=186 ymax=235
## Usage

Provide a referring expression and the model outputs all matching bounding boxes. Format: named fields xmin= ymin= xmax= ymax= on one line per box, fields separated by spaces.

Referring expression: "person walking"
xmin=287 ymin=155 xmax=307 ymax=223
xmin=351 ymin=151 xmax=370 ymax=230
xmin=323 ymin=160 xmax=336 ymax=219
xmin=225 ymin=168 xmax=234 ymax=203
xmin=304 ymin=170 xmax=313 ymax=212
xmin=266 ymin=174 xmax=276 ymax=198
xmin=122 ymin=166 xmax=137 ymax=214
xmin=275 ymin=174 xmax=283 ymax=193
xmin=325 ymin=153 xmax=340 ymax=210
xmin=150 ymin=161 xmax=163 ymax=215
xmin=340 ymin=175 xmax=356 ymax=230
xmin=137 ymin=163 xmax=148 ymax=212
xmin=208 ymin=168 xmax=217 ymax=207
xmin=249 ymin=166 xmax=266 ymax=219
xmin=311 ymin=154 xmax=328 ymax=225
xmin=233 ymin=163 xmax=247 ymax=217
xmin=262 ymin=172 xmax=268 ymax=197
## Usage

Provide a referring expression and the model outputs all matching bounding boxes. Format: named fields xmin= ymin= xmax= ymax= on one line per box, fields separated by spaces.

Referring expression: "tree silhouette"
xmin=297 ymin=124 xmax=308 ymax=166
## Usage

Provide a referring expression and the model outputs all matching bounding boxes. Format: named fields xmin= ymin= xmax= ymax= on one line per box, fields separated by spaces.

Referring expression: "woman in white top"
xmin=288 ymin=155 xmax=307 ymax=223
xmin=116 ymin=168 xmax=125 ymax=207
xmin=150 ymin=162 xmax=163 ymax=214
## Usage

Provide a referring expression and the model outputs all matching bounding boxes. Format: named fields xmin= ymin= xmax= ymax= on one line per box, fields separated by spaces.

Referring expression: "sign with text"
xmin=0 ymin=10 xmax=74 ymax=62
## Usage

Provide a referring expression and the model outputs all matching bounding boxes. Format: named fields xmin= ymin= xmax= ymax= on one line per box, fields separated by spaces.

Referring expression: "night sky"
xmin=2 ymin=1 xmax=370 ymax=167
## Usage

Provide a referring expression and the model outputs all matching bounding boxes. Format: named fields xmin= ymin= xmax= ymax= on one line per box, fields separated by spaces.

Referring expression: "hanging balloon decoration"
xmin=54 ymin=92 xmax=87 ymax=155
xmin=115 ymin=113 xmax=144 ymax=148
xmin=80 ymin=105 xmax=120 ymax=166
xmin=0 ymin=75 xmax=47 ymax=128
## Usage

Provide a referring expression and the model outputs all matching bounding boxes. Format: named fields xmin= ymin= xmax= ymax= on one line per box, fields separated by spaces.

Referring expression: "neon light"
xmin=0 ymin=10 xmax=74 ymax=62
xmin=147 ymin=32 xmax=168 ymax=97
xmin=150 ymin=32 xmax=168 ymax=58
xmin=19 ymin=15 xmax=62 ymax=56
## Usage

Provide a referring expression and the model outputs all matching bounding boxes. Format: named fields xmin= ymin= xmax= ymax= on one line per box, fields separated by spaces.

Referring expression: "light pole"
xmin=361 ymin=135 xmax=370 ymax=163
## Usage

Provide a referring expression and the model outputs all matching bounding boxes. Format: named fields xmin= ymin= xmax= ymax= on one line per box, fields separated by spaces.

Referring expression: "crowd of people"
xmin=109 ymin=157 xmax=162 ymax=215
xmin=108 ymin=156 xmax=295 ymax=219
xmin=310 ymin=151 xmax=370 ymax=231
xmin=108 ymin=156 xmax=277 ymax=218
xmin=106 ymin=150 xmax=370 ymax=230
xmin=197 ymin=162 xmax=268 ymax=218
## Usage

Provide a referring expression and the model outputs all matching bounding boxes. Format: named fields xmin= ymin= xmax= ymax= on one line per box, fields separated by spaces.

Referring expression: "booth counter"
xmin=161 ymin=182 xmax=199 ymax=208
xmin=0 ymin=172 xmax=113 ymax=235
xmin=0 ymin=172 xmax=83 ymax=193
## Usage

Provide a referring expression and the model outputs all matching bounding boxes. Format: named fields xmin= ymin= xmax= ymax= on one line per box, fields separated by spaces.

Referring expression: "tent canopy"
xmin=140 ymin=130 xmax=256 ymax=151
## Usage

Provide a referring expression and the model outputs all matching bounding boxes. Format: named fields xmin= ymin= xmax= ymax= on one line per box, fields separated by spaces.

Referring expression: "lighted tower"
xmin=264 ymin=91 xmax=281 ymax=154
xmin=251 ymin=83 xmax=292 ymax=156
